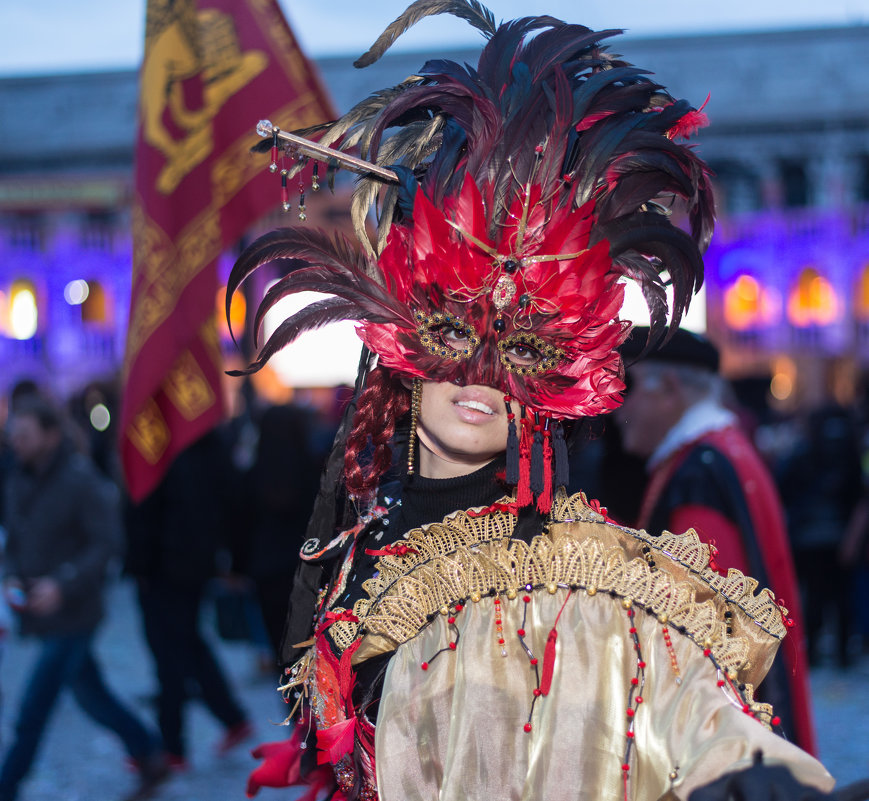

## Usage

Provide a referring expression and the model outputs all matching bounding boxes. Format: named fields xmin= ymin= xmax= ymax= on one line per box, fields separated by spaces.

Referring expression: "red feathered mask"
xmin=360 ymin=174 xmax=627 ymax=418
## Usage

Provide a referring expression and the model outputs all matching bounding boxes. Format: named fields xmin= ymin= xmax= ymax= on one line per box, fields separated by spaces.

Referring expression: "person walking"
xmin=125 ymin=428 xmax=252 ymax=769
xmin=0 ymin=397 xmax=168 ymax=801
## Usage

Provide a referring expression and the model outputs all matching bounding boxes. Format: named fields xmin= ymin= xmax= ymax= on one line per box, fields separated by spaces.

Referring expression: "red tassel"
xmin=517 ymin=415 xmax=532 ymax=507
xmin=537 ymin=424 xmax=553 ymax=513
xmin=539 ymin=590 xmax=573 ymax=696
xmin=539 ymin=629 xmax=558 ymax=696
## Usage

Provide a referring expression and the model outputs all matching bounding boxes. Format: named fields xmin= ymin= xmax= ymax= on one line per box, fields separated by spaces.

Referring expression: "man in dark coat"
xmin=0 ymin=397 xmax=167 ymax=801
xmin=125 ymin=428 xmax=251 ymax=768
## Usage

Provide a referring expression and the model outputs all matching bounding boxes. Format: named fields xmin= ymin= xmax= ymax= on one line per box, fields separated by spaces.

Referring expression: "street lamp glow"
xmin=10 ymin=284 xmax=38 ymax=340
xmin=89 ymin=403 xmax=111 ymax=432
xmin=64 ymin=279 xmax=90 ymax=305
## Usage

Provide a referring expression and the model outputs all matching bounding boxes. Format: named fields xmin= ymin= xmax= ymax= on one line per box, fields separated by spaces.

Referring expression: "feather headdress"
xmin=229 ymin=1 xmax=715 ymax=508
xmin=230 ymin=0 xmax=713 ymax=419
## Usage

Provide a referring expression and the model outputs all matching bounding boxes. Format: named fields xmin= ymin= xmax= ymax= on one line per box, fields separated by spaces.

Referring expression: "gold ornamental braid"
xmin=323 ymin=491 xmax=787 ymax=684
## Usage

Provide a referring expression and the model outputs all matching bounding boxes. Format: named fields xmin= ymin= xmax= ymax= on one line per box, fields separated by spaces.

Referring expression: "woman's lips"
xmin=450 ymin=386 xmax=502 ymax=422
xmin=455 ymin=399 xmax=495 ymax=415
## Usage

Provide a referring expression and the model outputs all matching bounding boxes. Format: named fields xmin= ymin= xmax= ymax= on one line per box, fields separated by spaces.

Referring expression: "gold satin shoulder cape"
xmin=316 ymin=491 xmax=834 ymax=801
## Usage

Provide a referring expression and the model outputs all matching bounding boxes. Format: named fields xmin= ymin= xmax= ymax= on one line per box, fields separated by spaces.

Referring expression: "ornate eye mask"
xmin=414 ymin=311 xmax=480 ymax=362
xmin=497 ymin=332 xmax=565 ymax=375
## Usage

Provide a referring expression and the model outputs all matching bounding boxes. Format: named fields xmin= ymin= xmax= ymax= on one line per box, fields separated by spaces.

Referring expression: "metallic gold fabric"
xmin=375 ymin=590 xmax=833 ymax=801
xmin=351 ymin=493 xmax=834 ymax=800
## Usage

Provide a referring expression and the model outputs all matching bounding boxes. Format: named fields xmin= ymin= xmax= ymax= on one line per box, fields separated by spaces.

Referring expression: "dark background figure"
xmin=234 ymin=403 xmax=323 ymax=661
xmin=614 ymin=327 xmax=817 ymax=756
xmin=0 ymin=397 xmax=166 ymax=801
xmin=124 ymin=427 xmax=252 ymax=769
xmin=776 ymin=403 xmax=863 ymax=668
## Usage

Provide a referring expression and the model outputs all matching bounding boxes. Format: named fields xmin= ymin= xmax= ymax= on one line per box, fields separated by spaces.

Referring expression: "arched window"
xmin=856 ymin=264 xmax=869 ymax=321
xmin=8 ymin=280 xmax=39 ymax=340
xmin=779 ymin=160 xmax=809 ymax=208
xmin=723 ymin=274 xmax=777 ymax=329
xmin=786 ymin=266 xmax=838 ymax=327
xmin=81 ymin=280 xmax=109 ymax=323
xmin=216 ymin=286 xmax=246 ymax=341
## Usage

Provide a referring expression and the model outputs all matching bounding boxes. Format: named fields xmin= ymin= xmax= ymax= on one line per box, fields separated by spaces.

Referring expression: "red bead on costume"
xmin=449 ymin=642 xmax=457 ymax=650
xmin=524 ymin=723 xmax=533 ymax=733
xmin=533 ymin=688 xmax=542 ymax=697
xmin=626 ymin=709 xmax=635 ymax=718
xmin=448 ymin=617 xmax=456 ymax=624
xmin=517 ymin=628 xmax=526 ymax=636
xmin=626 ymin=731 xmax=635 ymax=738
xmin=455 ymin=604 xmax=464 ymax=612
xmin=622 ymin=764 xmax=630 ymax=772
xmin=638 ymin=661 xmax=646 ymax=669
xmin=523 ymin=595 xmax=531 ymax=603
xmin=717 ymin=679 xmax=725 ymax=687
xmin=636 ymin=696 xmax=643 ymax=704
xmin=421 ymin=662 xmax=429 ymax=670
xmin=771 ymin=716 xmax=781 ymax=726
xmin=530 ymin=658 xmax=538 ymax=665
xmin=631 ymin=678 xmax=639 ymax=686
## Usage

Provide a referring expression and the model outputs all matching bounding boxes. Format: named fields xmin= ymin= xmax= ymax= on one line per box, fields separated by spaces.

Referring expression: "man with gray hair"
xmin=616 ymin=326 xmax=815 ymax=756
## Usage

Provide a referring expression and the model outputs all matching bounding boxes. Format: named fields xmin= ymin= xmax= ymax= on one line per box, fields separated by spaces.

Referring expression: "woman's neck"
xmin=416 ymin=435 xmax=505 ymax=479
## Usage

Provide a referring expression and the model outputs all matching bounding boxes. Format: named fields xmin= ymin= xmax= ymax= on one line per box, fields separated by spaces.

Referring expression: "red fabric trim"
xmin=638 ymin=426 xmax=818 ymax=756
xmin=669 ymin=505 xmax=749 ymax=573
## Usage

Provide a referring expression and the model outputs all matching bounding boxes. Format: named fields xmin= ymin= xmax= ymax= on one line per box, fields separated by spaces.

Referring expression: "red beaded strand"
xmin=494 ymin=597 xmax=507 ymax=657
xmin=516 ymin=585 xmax=541 ymax=733
xmin=661 ymin=620 xmax=682 ymax=685
xmin=420 ymin=601 xmax=463 ymax=671
xmin=622 ymin=601 xmax=646 ymax=801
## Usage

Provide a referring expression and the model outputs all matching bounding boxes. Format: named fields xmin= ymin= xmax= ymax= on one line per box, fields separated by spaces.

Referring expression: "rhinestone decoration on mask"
xmin=360 ymin=174 xmax=627 ymax=418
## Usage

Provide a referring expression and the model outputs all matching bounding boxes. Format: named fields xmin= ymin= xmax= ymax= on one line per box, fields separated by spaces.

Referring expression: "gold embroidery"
xmin=126 ymin=204 xmax=222 ymax=363
xmin=323 ymin=492 xmax=786 ymax=684
xmin=247 ymin=0 xmax=317 ymax=86
xmin=126 ymin=398 xmax=170 ymax=464
xmin=141 ymin=4 xmax=268 ymax=194
xmin=164 ymin=349 xmax=216 ymax=420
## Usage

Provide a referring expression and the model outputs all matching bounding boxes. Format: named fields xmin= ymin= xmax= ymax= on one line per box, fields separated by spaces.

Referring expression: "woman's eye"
xmin=437 ymin=325 xmax=470 ymax=351
xmin=504 ymin=343 xmax=541 ymax=367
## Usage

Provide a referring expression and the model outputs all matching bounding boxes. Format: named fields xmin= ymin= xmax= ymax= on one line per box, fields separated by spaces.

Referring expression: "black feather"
xmin=354 ymin=0 xmax=497 ymax=68
xmin=232 ymin=298 xmax=367 ymax=376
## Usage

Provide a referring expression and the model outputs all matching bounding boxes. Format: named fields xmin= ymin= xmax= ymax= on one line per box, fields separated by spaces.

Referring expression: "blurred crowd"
xmin=0 ymin=376 xmax=340 ymax=800
xmin=1 ymin=356 xmax=868 ymax=797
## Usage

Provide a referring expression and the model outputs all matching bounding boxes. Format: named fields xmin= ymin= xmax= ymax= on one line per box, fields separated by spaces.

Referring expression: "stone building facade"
xmin=0 ymin=24 xmax=867 ymax=407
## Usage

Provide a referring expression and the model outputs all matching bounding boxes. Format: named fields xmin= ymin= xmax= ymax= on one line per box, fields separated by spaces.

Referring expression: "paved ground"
xmin=1 ymin=579 xmax=866 ymax=801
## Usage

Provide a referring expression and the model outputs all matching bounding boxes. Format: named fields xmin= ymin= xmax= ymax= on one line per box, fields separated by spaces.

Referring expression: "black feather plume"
xmin=354 ymin=0 xmax=497 ymax=68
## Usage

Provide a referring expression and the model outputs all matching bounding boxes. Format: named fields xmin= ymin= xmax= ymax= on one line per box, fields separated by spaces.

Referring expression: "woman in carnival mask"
xmin=231 ymin=3 xmax=837 ymax=799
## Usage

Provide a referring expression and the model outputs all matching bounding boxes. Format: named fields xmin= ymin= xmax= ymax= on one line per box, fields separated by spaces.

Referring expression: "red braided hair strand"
xmin=344 ymin=367 xmax=410 ymax=502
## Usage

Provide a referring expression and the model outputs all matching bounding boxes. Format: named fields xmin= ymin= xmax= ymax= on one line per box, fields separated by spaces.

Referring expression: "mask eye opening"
xmin=497 ymin=331 xmax=565 ymax=375
xmin=415 ymin=310 xmax=480 ymax=362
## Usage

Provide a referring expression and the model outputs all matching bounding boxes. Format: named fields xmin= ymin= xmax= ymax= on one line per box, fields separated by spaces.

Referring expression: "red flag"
xmin=122 ymin=0 xmax=335 ymax=501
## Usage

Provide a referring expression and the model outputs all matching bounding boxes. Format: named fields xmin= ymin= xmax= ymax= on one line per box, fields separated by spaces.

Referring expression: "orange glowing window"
xmin=217 ymin=286 xmax=246 ymax=339
xmin=723 ymin=274 xmax=776 ymax=330
xmin=857 ymin=265 xmax=869 ymax=321
xmin=786 ymin=267 xmax=838 ymax=327
xmin=81 ymin=281 xmax=109 ymax=324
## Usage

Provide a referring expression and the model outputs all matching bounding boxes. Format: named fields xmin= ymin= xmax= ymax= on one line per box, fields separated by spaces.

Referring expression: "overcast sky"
xmin=2 ymin=0 xmax=867 ymax=76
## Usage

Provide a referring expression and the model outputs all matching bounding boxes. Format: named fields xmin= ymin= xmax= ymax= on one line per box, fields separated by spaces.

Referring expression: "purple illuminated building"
xmin=1 ymin=25 xmax=868 ymax=410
